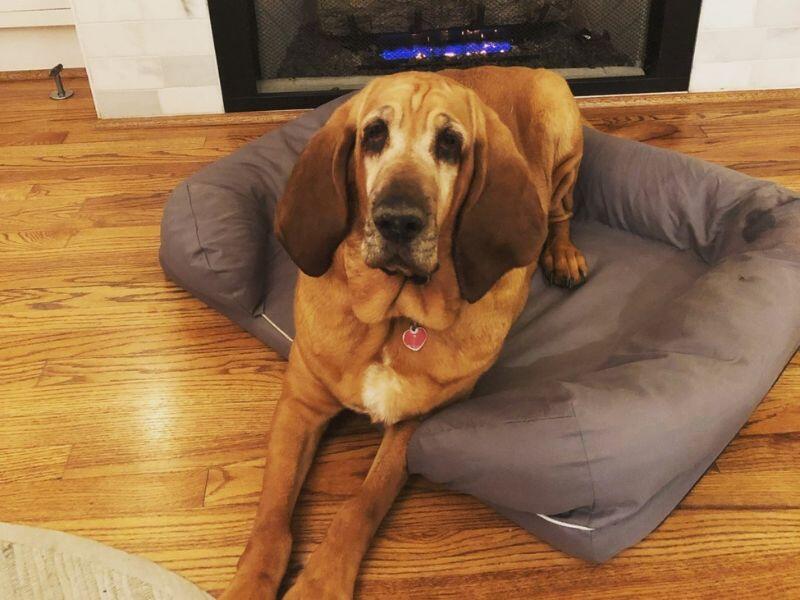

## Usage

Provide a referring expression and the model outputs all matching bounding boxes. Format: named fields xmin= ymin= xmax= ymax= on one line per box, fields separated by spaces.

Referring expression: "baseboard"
xmin=577 ymin=87 xmax=800 ymax=108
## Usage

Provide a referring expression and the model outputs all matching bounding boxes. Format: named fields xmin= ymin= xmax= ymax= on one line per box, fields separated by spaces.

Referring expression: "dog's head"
xmin=276 ymin=71 xmax=546 ymax=303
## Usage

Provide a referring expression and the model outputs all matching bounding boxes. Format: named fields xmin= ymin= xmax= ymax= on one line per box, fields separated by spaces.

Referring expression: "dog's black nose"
xmin=373 ymin=208 xmax=425 ymax=244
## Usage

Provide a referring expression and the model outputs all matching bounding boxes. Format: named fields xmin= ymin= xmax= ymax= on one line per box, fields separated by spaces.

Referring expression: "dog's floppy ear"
xmin=276 ymin=98 xmax=357 ymax=276
xmin=453 ymin=104 xmax=547 ymax=303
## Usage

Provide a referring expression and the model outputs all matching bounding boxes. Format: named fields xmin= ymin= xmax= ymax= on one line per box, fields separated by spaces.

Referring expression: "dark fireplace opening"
xmin=209 ymin=0 xmax=702 ymax=111
xmin=257 ymin=0 xmax=650 ymax=91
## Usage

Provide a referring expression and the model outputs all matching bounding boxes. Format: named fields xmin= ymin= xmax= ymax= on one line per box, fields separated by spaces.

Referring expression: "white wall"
xmin=69 ymin=0 xmax=224 ymax=118
xmin=690 ymin=0 xmax=800 ymax=91
xmin=0 ymin=0 xmax=84 ymax=71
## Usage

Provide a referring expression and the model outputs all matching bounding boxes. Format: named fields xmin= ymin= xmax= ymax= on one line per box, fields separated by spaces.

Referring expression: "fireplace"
xmin=209 ymin=0 xmax=702 ymax=111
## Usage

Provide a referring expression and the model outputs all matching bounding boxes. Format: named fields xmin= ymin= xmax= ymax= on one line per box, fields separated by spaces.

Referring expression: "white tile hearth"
xmin=750 ymin=57 xmax=800 ymax=88
xmin=689 ymin=62 xmax=753 ymax=92
xmin=141 ymin=19 xmax=214 ymax=56
xmin=161 ymin=55 xmax=220 ymax=88
xmin=72 ymin=0 xmax=206 ymax=23
xmin=699 ymin=0 xmax=758 ymax=30
xmin=755 ymin=0 xmax=800 ymax=28
xmin=71 ymin=0 xmax=223 ymax=117
xmin=157 ymin=85 xmax=223 ymax=114
xmin=88 ymin=56 xmax=164 ymax=90
xmin=693 ymin=28 xmax=768 ymax=64
xmin=92 ymin=89 xmax=162 ymax=118
xmin=762 ymin=27 xmax=800 ymax=60
xmin=691 ymin=0 xmax=800 ymax=91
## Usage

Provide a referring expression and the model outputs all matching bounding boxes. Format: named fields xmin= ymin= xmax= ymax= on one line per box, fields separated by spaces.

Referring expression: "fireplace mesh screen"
xmin=254 ymin=0 xmax=652 ymax=90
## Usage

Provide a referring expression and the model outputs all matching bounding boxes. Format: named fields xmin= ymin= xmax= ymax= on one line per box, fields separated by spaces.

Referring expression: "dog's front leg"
xmin=283 ymin=419 xmax=419 ymax=600
xmin=221 ymin=353 xmax=341 ymax=600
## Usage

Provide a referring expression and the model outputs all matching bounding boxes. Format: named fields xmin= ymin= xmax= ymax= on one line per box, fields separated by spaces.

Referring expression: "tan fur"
xmin=221 ymin=66 xmax=584 ymax=600
xmin=294 ymin=67 xmax=582 ymax=425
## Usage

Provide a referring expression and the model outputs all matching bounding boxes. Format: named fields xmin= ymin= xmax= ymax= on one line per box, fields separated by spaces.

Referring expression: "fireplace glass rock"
xmin=254 ymin=0 xmax=652 ymax=94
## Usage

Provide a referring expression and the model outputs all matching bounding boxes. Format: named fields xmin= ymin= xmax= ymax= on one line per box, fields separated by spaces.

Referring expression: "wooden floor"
xmin=1 ymin=76 xmax=799 ymax=599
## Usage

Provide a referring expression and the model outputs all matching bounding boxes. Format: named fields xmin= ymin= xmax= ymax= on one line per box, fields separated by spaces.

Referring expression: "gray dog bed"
xmin=159 ymin=95 xmax=800 ymax=562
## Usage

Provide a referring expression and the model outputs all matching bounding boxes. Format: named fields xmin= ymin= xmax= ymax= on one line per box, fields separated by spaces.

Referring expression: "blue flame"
xmin=381 ymin=40 xmax=512 ymax=61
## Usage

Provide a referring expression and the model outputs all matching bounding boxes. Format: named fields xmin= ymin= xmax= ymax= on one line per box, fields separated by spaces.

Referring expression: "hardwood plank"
xmin=583 ymin=104 xmax=800 ymax=130
xmin=77 ymin=192 xmax=172 ymax=227
xmin=592 ymin=121 xmax=707 ymax=143
xmin=714 ymin=432 xmax=800 ymax=472
xmin=0 ymin=68 xmax=87 ymax=82
xmin=0 ymin=228 xmax=76 ymax=251
xmin=0 ymin=188 xmax=171 ymax=232
xmin=0 ymin=183 xmax=33 ymax=202
xmin=767 ymin=175 xmax=800 ymax=193
xmin=0 ymin=293 xmax=235 ymax=334
xmin=0 ymin=241 xmax=164 ymax=290
xmin=645 ymin=135 xmax=800 ymax=164
xmin=0 ymin=316 xmax=260 ymax=363
xmin=741 ymin=364 xmax=800 ymax=435
xmin=63 ymin=433 xmax=271 ymax=480
xmin=205 ymin=427 xmax=381 ymax=508
xmin=95 ymin=109 xmax=306 ymax=130
xmin=38 ymin=348 xmax=283 ymax=386
xmin=720 ymin=160 xmax=800 ymax=180
xmin=0 ymin=196 xmax=84 ymax=232
xmin=679 ymin=431 xmax=800 ymax=508
xmin=0 ymin=445 xmax=71 ymax=484
xmin=0 ymin=396 xmax=277 ymax=450
xmin=0 ymin=260 xmax=166 ymax=289
xmin=0 ymin=360 xmax=45 ymax=389
xmin=0 ymin=137 xmax=203 ymax=159
xmin=0 ymin=131 xmax=67 ymax=146
xmin=64 ymin=122 xmax=278 ymax=144
xmin=683 ymin=471 xmax=800 ymax=509
xmin=578 ymin=87 xmax=800 ymax=108
xmin=0 ymin=161 xmax=209 ymax=185
xmin=64 ymin=224 xmax=161 ymax=251
xmin=0 ymin=137 xmax=209 ymax=172
xmin=62 ymin=407 xmax=374 ymax=483
xmin=0 ymin=470 xmax=208 ymax=521
xmin=0 ymin=77 xmax=92 ymax=105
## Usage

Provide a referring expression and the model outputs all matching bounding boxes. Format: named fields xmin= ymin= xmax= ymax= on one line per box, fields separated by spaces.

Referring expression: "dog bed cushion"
xmin=159 ymin=95 xmax=800 ymax=562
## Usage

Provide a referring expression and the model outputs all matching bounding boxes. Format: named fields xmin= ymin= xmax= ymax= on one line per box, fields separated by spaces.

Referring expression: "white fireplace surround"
xmin=4 ymin=0 xmax=798 ymax=118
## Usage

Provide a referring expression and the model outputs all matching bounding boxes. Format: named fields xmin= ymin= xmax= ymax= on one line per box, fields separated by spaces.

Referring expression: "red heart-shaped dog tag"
xmin=402 ymin=324 xmax=427 ymax=352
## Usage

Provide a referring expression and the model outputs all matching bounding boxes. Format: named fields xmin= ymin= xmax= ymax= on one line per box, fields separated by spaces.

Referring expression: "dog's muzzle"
xmin=365 ymin=178 xmax=437 ymax=280
xmin=373 ymin=202 xmax=427 ymax=245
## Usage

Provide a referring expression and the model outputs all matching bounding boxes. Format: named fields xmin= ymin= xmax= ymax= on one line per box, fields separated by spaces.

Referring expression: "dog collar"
xmin=402 ymin=322 xmax=427 ymax=352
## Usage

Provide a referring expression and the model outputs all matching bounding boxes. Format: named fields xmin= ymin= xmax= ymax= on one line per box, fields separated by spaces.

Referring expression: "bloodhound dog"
xmin=221 ymin=66 xmax=586 ymax=600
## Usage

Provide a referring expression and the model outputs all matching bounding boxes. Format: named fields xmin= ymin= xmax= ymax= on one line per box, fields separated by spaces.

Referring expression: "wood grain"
xmin=0 ymin=77 xmax=798 ymax=599
xmin=0 ymin=445 xmax=71 ymax=484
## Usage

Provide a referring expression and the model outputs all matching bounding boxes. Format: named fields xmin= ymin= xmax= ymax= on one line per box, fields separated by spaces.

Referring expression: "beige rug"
xmin=0 ymin=523 xmax=213 ymax=600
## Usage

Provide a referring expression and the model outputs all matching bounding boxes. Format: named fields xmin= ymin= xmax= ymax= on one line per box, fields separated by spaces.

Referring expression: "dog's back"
xmin=441 ymin=66 xmax=583 ymax=230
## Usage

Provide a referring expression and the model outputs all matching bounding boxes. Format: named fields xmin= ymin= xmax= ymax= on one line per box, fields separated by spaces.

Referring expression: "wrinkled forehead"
xmin=357 ymin=75 xmax=474 ymax=135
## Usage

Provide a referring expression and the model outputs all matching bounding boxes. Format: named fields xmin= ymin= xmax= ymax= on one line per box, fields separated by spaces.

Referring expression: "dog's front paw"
xmin=218 ymin=570 xmax=279 ymax=600
xmin=283 ymin=573 xmax=351 ymax=600
xmin=541 ymin=238 xmax=588 ymax=289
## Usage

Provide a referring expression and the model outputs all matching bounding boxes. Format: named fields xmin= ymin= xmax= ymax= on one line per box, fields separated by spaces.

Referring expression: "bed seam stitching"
xmin=571 ymin=399 xmax=598 ymax=555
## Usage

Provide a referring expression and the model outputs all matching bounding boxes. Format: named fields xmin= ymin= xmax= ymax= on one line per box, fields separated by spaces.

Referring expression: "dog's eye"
xmin=435 ymin=128 xmax=462 ymax=163
xmin=362 ymin=120 xmax=388 ymax=154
